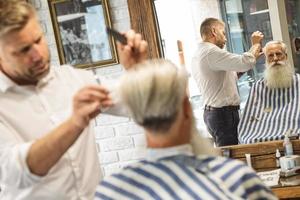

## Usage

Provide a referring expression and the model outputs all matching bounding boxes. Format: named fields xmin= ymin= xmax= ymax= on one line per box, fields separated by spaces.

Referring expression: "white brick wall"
xmin=32 ymin=0 xmax=220 ymax=177
xmin=94 ymin=126 xmax=115 ymax=139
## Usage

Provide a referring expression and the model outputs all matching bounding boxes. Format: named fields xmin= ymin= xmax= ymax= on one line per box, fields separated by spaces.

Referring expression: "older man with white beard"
xmin=238 ymin=40 xmax=300 ymax=144
xmin=95 ymin=59 xmax=276 ymax=200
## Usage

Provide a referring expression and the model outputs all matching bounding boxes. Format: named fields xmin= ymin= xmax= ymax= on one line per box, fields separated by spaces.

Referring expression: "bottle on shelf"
xmin=283 ymin=134 xmax=294 ymax=156
xmin=275 ymin=149 xmax=281 ymax=167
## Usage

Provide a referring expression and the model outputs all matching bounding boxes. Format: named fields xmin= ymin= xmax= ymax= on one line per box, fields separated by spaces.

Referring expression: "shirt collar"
xmin=37 ymin=68 xmax=54 ymax=87
xmin=146 ymin=144 xmax=193 ymax=161
xmin=0 ymin=68 xmax=54 ymax=93
xmin=0 ymin=71 xmax=17 ymax=92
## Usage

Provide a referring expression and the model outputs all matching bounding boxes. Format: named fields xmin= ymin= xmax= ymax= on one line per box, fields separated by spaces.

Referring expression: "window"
xmin=221 ymin=0 xmax=273 ymax=109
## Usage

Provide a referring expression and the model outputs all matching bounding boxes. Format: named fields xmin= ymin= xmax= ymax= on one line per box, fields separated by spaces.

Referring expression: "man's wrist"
xmin=249 ymin=43 xmax=261 ymax=58
xmin=68 ymin=116 xmax=87 ymax=133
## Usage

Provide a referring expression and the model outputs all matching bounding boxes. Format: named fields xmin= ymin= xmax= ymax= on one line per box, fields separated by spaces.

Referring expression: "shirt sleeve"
xmin=207 ymin=46 xmax=256 ymax=72
xmin=0 ymin=122 xmax=42 ymax=189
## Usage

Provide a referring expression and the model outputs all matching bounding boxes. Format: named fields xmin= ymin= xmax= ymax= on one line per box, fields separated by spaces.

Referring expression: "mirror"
xmin=48 ymin=0 xmax=118 ymax=69
xmin=133 ymin=0 xmax=300 ymax=146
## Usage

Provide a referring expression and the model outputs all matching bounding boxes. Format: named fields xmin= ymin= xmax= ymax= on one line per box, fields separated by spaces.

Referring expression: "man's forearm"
xmin=26 ymin=117 xmax=84 ymax=176
xmin=248 ymin=43 xmax=262 ymax=59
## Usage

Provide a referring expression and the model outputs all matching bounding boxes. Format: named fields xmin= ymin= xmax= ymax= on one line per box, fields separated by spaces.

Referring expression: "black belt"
xmin=204 ymin=105 xmax=240 ymax=111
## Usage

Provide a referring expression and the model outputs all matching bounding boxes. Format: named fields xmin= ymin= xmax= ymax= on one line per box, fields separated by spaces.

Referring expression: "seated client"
xmin=95 ymin=59 xmax=276 ymax=200
xmin=239 ymin=41 xmax=300 ymax=144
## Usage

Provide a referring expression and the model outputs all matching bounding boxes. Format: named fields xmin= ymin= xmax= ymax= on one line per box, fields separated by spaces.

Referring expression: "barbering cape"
xmin=238 ymin=74 xmax=300 ymax=144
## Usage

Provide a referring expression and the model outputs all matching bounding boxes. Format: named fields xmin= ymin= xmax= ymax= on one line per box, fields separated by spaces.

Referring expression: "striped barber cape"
xmin=238 ymin=74 xmax=300 ymax=144
xmin=95 ymin=154 xmax=276 ymax=200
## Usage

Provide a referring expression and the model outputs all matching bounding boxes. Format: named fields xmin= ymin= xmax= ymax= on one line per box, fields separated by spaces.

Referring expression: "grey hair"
xmin=119 ymin=59 xmax=188 ymax=132
xmin=0 ymin=0 xmax=36 ymax=38
xmin=263 ymin=40 xmax=288 ymax=54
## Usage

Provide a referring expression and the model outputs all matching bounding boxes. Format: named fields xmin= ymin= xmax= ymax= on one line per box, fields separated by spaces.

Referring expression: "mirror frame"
xmin=127 ymin=0 xmax=163 ymax=59
xmin=48 ymin=0 xmax=118 ymax=69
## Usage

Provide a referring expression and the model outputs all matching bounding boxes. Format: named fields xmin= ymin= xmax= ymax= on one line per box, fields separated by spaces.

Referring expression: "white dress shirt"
xmin=191 ymin=42 xmax=256 ymax=107
xmin=0 ymin=65 xmax=101 ymax=200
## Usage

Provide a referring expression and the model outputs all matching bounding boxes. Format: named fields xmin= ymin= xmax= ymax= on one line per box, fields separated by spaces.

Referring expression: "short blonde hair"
xmin=0 ymin=0 xmax=36 ymax=38
xmin=200 ymin=18 xmax=224 ymax=39
xmin=119 ymin=59 xmax=188 ymax=132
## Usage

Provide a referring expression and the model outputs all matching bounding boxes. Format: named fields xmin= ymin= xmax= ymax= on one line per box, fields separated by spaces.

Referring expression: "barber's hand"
xmin=249 ymin=31 xmax=264 ymax=59
xmin=70 ymin=85 xmax=113 ymax=130
xmin=117 ymin=29 xmax=148 ymax=70
xmin=251 ymin=31 xmax=264 ymax=45
xmin=251 ymin=45 xmax=264 ymax=59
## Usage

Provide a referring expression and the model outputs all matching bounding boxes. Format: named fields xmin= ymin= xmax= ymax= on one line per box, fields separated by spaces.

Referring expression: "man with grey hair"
xmin=95 ymin=59 xmax=276 ymax=200
xmin=0 ymin=0 xmax=147 ymax=199
xmin=239 ymin=40 xmax=300 ymax=144
xmin=191 ymin=17 xmax=264 ymax=146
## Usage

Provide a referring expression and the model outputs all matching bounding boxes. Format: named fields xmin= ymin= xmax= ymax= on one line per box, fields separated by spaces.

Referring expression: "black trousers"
xmin=203 ymin=106 xmax=239 ymax=147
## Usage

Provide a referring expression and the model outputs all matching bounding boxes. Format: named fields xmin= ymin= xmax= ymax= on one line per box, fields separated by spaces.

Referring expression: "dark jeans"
xmin=203 ymin=108 xmax=239 ymax=147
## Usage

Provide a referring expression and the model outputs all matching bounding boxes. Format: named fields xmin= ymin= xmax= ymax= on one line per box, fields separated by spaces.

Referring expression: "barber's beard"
xmin=189 ymin=115 xmax=219 ymax=156
xmin=216 ymin=39 xmax=225 ymax=49
xmin=265 ymin=61 xmax=294 ymax=89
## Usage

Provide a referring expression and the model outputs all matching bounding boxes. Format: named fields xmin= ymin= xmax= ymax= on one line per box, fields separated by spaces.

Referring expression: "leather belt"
xmin=204 ymin=105 xmax=240 ymax=111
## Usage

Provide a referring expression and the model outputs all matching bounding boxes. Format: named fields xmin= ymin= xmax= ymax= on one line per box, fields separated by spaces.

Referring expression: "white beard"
xmin=264 ymin=61 xmax=294 ymax=89
xmin=190 ymin=116 xmax=220 ymax=156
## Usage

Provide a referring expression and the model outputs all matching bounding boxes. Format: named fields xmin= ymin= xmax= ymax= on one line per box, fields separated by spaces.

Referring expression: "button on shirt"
xmin=191 ymin=42 xmax=256 ymax=107
xmin=0 ymin=65 xmax=101 ymax=200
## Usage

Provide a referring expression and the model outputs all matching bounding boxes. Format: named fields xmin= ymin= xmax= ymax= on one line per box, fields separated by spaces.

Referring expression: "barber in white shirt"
xmin=191 ymin=17 xmax=263 ymax=146
xmin=0 ymin=1 xmax=147 ymax=199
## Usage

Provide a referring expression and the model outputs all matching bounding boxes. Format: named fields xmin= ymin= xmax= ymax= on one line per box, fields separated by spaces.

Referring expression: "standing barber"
xmin=0 ymin=0 xmax=147 ymax=199
xmin=191 ymin=18 xmax=263 ymax=146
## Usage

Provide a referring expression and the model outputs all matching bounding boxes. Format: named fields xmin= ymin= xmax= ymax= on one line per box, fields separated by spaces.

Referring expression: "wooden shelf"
xmin=220 ymin=140 xmax=300 ymax=199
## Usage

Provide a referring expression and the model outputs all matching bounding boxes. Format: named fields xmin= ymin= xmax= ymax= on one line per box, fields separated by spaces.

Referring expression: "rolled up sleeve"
xmin=0 ymin=124 xmax=42 ymax=189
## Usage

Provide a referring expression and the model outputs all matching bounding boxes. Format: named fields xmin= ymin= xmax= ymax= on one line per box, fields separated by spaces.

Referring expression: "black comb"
xmin=106 ymin=27 xmax=127 ymax=45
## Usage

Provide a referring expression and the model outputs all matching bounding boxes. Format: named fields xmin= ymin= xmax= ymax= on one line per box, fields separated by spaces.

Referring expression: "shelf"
xmin=250 ymin=9 xmax=269 ymax=15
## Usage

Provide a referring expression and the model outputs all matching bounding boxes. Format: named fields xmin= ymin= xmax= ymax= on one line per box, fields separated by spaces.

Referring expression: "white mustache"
xmin=269 ymin=61 xmax=286 ymax=67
